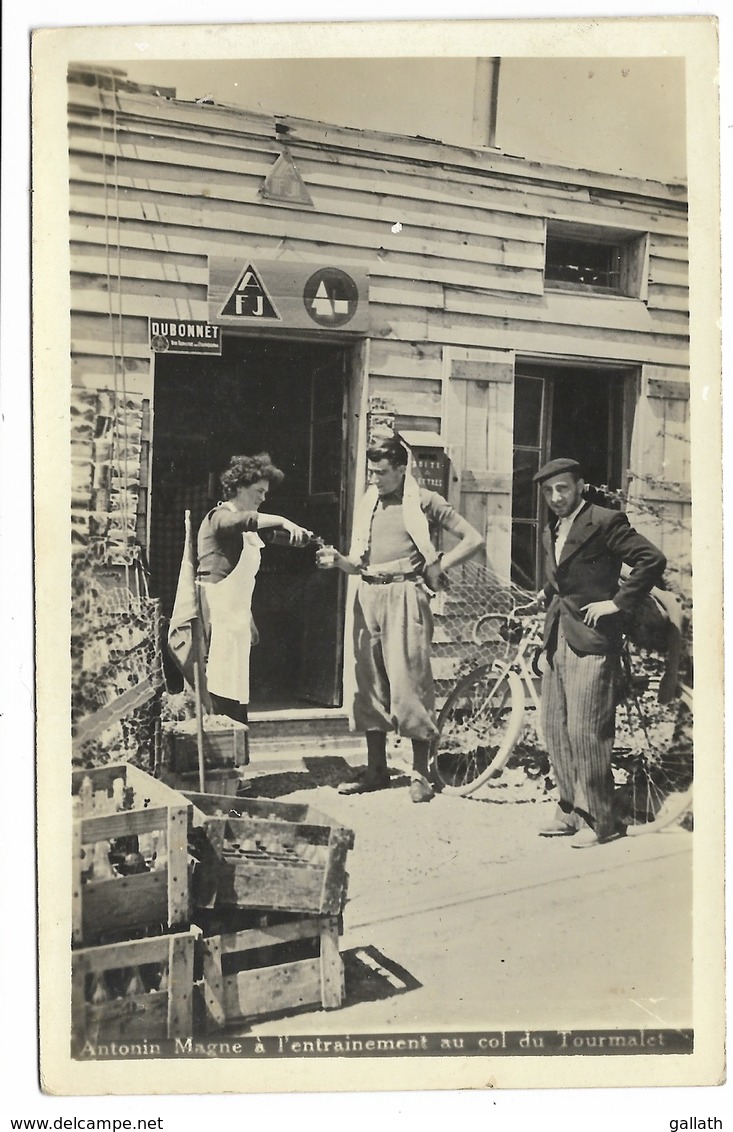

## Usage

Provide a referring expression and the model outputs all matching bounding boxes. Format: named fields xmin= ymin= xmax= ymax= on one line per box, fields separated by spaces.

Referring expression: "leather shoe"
xmin=571 ymin=826 xmax=626 ymax=849
xmin=538 ymin=820 xmax=576 ymax=837
xmin=409 ymin=777 xmax=435 ymax=803
xmin=338 ymin=768 xmax=390 ymax=795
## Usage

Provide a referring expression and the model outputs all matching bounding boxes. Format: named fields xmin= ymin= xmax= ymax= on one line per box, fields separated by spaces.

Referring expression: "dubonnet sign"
xmin=149 ymin=319 xmax=222 ymax=355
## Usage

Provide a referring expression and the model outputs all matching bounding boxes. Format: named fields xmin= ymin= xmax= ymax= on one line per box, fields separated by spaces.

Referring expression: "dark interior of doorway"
xmin=511 ymin=363 xmax=628 ymax=590
xmin=149 ymin=336 xmax=348 ymax=710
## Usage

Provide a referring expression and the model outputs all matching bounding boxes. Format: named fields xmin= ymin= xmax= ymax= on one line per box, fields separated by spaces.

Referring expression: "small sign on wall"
xmin=149 ymin=319 xmax=222 ymax=355
xmin=402 ymin=431 xmax=450 ymax=496
xmin=412 ymin=449 xmax=450 ymax=495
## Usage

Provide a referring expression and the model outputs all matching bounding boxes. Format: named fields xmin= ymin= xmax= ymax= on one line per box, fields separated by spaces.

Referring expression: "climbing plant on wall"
xmin=71 ymin=541 xmax=164 ymax=770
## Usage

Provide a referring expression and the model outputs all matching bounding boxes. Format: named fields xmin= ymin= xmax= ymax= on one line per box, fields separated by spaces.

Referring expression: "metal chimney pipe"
xmin=471 ymin=58 xmax=501 ymax=148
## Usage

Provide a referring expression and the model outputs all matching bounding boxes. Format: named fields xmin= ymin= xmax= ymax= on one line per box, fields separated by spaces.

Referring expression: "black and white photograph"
xmin=13 ymin=3 xmax=726 ymax=1114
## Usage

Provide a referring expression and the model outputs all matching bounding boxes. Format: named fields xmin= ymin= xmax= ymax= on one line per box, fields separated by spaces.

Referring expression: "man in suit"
xmin=533 ymin=458 xmax=666 ymax=847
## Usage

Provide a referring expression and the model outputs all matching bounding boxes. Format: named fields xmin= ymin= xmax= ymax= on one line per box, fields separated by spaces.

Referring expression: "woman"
xmin=196 ymin=453 xmax=311 ymax=723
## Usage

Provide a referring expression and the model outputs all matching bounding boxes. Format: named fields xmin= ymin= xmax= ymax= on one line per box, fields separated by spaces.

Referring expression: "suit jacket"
xmin=541 ymin=502 xmax=666 ymax=655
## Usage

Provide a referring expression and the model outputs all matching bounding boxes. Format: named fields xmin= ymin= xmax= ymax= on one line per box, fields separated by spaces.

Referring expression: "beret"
xmin=533 ymin=457 xmax=581 ymax=484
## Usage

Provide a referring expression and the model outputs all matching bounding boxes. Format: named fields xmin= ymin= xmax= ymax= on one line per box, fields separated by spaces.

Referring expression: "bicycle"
xmin=429 ymin=600 xmax=693 ymax=835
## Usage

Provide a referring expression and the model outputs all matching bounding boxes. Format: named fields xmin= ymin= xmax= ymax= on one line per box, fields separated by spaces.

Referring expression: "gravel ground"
xmin=236 ymin=751 xmax=694 ymax=1040
xmin=243 ymin=751 xmax=567 ymax=914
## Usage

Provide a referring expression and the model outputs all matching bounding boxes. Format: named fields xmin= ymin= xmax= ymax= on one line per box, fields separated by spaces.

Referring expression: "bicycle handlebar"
xmin=472 ymin=609 xmax=543 ymax=648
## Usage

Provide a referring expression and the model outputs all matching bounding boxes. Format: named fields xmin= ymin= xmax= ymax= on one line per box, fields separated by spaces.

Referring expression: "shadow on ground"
xmin=343 ymin=944 xmax=422 ymax=1003
xmin=245 ymin=757 xmax=411 ymax=799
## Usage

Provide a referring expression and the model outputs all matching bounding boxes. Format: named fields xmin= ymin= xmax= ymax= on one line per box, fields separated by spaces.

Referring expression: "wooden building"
xmin=68 ymin=66 xmax=690 ymax=718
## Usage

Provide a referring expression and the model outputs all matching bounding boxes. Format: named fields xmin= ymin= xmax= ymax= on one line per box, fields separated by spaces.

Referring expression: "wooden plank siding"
xmin=69 ymin=274 xmax=688 ymax=358
xmin=627 ymin=364 xmax=691 ymax=591
xmin=67 ymin=138 xmax=688 ymax=250
xmin=68 ymin=190 xmax=549 ymax=298
xmin=68 ymin=151 xmax=553 ymax=263
xmin=68 ymin=74 xmax=690 ymax=594
xmin=67 ymin=115 xmax=687 ymax=237
xmin=67 ymin=83 xmax=686 ymax=210
xmin=443 ymin=347 xmax=515 ymax=578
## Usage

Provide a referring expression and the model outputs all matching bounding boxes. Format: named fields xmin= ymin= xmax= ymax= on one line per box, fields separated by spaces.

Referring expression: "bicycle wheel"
xmin=431 ymin=664 xmax=525 ymax=796
xmin=613 ymin=695 xmax=693 ymax=835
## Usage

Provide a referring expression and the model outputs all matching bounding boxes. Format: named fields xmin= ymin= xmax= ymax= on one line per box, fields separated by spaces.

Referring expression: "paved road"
xmin=340 ymin=838 xmax=691 ymax=1034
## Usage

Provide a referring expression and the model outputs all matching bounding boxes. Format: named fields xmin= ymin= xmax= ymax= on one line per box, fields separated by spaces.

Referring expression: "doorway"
xmin=149 ymin=336 xmax=352 ymax=709
xmin=511 ymin=361 xmax=634 ymax=589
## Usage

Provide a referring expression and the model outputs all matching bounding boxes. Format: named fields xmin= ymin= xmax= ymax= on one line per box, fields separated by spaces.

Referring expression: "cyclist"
xmin=316 ymin=435 xmax=483 ymax=802
xmin=532 ymin=458 xmax=666 ymax=847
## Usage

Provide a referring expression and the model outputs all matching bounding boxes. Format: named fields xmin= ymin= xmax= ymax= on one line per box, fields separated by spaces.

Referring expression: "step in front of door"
xmin=246 ymin=712 xmax=364 ymax=759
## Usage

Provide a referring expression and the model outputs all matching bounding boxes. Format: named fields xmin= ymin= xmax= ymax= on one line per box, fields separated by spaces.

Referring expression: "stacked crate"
xmin=184 ymin=792 xmax=355 ymax=1032
xmin=71 ymin=763 xmax=196 ymax=1051
xmin=71 ymin=764 xmax=355 ymax=1045
xmin=159 ymin=716 xmax=249 ymax=796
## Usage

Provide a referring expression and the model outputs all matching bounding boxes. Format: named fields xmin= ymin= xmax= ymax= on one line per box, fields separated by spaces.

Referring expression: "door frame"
xmin=340 ymin=336 xmax=370 ymax=720
xmin=149 ymin=328 xmax=368 ymax=716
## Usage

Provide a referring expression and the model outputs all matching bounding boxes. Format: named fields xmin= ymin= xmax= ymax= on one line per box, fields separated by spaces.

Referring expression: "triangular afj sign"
xmin=260 ymin=151 xmax=314 ymax=207
xmin=219 ymin=264 xmax=281 ymax=320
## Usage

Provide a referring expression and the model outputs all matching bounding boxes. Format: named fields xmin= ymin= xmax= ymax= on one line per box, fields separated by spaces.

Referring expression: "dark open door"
xmin=296 ymin=353 xmax=348 ymax=705
xmin=512 ymin=363 xmax=630 ymax=590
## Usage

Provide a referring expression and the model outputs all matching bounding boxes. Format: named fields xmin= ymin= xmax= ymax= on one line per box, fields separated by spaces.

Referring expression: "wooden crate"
xmin=161 ymin=718 xmax=249 ymax=772
xmin=185 ymin=793 xmax=354 ymax=916
xmin=72 ymin=763 xmax=191 ymax=946
xmin=159 ymin=764 xmax=245 ymax=797
xmin=196 ymin=913 xmax=343 ymax=1031
xmin=72 ymin=928 xmax=198 ymax=1052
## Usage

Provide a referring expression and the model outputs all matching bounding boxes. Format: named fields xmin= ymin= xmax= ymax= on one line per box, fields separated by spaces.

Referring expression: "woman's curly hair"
xmin=220 ymin=453 xmax=285 ymax=499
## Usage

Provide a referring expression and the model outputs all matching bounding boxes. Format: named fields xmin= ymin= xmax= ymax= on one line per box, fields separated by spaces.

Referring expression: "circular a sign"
xmin=303 ymin=268 xmax=359 ymax=328
xmin=151 ymin=334 xmax=170 ymax=351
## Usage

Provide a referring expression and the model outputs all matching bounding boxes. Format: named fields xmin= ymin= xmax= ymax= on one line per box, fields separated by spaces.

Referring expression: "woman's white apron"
xmin=201 ymin=530 xmax=263 ymax=704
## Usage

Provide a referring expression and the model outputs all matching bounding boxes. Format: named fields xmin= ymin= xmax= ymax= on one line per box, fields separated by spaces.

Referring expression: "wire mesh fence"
xmin=430 ymin=560 xmax=540 ymax=702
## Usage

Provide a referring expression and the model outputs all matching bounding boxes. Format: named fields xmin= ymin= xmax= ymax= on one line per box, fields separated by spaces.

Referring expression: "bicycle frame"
xmin=476 ymin=614 xmax=546 ymax=747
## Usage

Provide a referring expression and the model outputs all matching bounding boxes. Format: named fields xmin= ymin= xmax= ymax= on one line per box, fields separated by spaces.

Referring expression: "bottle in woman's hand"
xmin=265 ymin=525 xmax=318 ymax=547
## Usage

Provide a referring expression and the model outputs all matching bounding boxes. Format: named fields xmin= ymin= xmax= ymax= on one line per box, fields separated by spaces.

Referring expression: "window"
xmin=544 ymin=221 xmax=648 ymax=298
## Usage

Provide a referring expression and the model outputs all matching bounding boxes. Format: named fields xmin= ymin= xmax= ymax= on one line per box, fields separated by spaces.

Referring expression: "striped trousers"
xmin=540 ymin=625 xmax=621 ymax=839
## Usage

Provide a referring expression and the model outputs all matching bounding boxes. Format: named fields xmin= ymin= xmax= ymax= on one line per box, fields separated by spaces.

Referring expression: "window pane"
xmin=511 ymin=522 xmax=537 ymax=590
xmin=513 ymin=376 xmax=544 ymax=448
xmin=545 ymin=236 xmax=620 ymax=288
xmin=512 ymin=449 xmax=539 ymax=519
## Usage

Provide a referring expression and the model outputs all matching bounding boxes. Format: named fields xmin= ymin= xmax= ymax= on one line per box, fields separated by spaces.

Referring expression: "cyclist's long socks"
xmin=411 ymin=738 xmax=431 ymax=779
xmin=365 ymin=732 xmax=429 ymax=778
xmin=366 ymin=729 xmax=388 ymax=771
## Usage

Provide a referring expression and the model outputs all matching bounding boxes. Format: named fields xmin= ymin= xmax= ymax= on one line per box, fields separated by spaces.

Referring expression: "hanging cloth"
xmin=349 ymin=472 xmax=439 ymax=567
